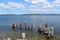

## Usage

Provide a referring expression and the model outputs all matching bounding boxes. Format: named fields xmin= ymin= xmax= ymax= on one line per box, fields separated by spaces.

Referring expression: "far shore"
xmin=0 ymin=14 xmax=60 ymax=16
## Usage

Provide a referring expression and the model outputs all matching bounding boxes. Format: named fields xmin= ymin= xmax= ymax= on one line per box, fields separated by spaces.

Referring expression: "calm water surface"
xmin=0 ymin=15 xmax=60 ymax=37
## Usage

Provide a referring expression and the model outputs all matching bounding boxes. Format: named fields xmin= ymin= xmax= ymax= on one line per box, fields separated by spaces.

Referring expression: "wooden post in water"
xmin=12 ymin=23 xmax=18 ymax=31
xmin=15 ymin=23 xmax=18 ymax=30
xmin=31 ymin=24 xmax=35 ymax=35
xmin=12 ymin=24 xmax=15 ymax=30
xmin=21 ymin=23 xmax=24 ymax=31
xmin=26 ymin=24 xmax=28 ymax=36
xmin=30 ymin=24 xmax=32 ymax=37
xmin=28 ymin=24 xmax=30 ymax=31
xmin=38 ymin=24 xmax=45 ymax=34
xmin=24 ymin=23 xmax=27 ymax=30
xmin=22 ymin=22 xmax=27 ymax=31
xmin=50 ymin=27 xmax=54 ymax=38
xmin=23 ymin=22 xmax=27 ymax=32
xmin=20 ymin=23 xmax=22 ymax=29
xmin=27 ymin=24 xmax=30 ymax=36
xmin=38 ymin=24 xmax=42 ymax=34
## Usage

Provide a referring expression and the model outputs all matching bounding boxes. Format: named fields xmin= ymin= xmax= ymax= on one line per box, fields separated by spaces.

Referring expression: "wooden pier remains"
xmin=11 ymin=23 xmax=54 ymax=40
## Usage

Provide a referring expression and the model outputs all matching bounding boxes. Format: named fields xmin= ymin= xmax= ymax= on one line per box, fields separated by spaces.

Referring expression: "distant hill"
xmin=0 ymin=14 xmax=60 ymax=16
xmin=0 ymin=14 xmax=17 ymax=16
xmin=22 ymin=14 xmax=60 ymax=16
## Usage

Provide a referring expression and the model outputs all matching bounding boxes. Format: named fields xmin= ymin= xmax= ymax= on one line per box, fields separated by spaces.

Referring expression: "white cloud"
xmin=25 ymin=0 xmax=60 ymax=13
xmin=25 ymin=0 xmax=48 ymax=4
xmin=29 ymin=5 xmax=58 ymax=13
xmin=0 ymin=2 xmax=25 ymax=10
xmin=29 ymin=5 xmax=40 ymax=12
xmin=53 ymin=0 xmax=60 ymax=6
xmin=0 ymin=0 xmax=60 ymax=14
xmin=54 ymin=0 xmax=60 ymax=3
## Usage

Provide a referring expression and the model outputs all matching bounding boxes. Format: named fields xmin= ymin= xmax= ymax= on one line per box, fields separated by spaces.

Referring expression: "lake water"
xmin=0 ymin=15 xmax=60 ymax=39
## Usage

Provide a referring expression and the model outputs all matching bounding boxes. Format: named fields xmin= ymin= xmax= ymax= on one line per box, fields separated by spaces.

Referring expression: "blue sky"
xmin=0 ymin=0 xmax=60 ymax=14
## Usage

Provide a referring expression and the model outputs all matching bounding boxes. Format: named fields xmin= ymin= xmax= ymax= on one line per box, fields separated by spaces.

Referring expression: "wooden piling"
xmin=31 ymin=24 xmax=35 ymax=31
xmin=12 ymin=23 xmax=18 ymax=31
xmin=20 ymin=23 xmax=22 ymax=29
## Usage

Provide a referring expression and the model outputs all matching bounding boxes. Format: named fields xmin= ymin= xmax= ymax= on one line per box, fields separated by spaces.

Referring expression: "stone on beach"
xmin=22 ymin=33 xmax=25 ymax=39
xmin=7 ymin=38 xmax=11 ymax=40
